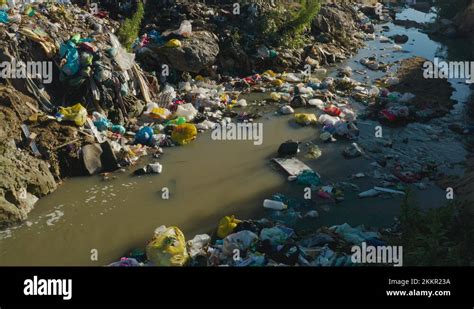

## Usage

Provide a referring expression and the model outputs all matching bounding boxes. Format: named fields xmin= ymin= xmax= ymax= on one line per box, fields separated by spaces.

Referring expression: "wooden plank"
xmin=132 ymin=64 xmax=152 ymax=103
xmin=272 ymin=157 xmax=313 ymax=176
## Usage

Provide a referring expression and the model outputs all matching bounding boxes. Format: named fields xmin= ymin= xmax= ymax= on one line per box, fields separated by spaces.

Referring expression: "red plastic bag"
xmin=324 ymin=105 xmax=342 ymax=117
xmin=380 ymin=109 xmax=397 ymax=122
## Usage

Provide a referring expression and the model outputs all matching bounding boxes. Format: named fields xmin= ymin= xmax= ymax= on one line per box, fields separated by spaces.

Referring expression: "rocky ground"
xmin=0 ymin=86 xmax=58 ymax=227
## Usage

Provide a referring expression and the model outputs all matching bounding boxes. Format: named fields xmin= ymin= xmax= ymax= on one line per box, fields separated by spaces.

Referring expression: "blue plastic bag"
xmin=93 ymin=117 xmax=111 ymax=131
xmin=59 ymin=41 xmax=80 ymax=76
xmin=0 ymin=10 xmax=8 ymax=24
xmin=111 ymin=125 xmax=126 ymax=135
xmin=297 ymin=170 xmax=321 ymax=186
xmin=135 ymin=126 xmax=154 ymax=145
xmin=148 ymin=30 xmax=164 ymax=44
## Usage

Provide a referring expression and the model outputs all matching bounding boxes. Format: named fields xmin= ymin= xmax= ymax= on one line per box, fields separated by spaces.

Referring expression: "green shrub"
xmin=117 ymin=1 xmax=145 ymax=51
xmin=396 ymin=190 xmax=474 ymax=266
xmin=260 ymin=0 xmax=321 ymax=48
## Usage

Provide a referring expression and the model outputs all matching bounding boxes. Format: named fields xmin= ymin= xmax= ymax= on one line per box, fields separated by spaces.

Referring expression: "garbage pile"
xmin=110 ymin=210 xmax=391 ymax=267
xmin=0 ymin=2 xmax=162 ymax=175
xmin=133 ymin=1 xmax=366 ymax=77
xmin=0 ymin=2 xmax=161 ymax=226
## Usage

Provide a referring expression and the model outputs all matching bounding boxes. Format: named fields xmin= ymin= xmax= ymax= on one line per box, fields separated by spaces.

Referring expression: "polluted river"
xmin=0 ymin=7 xmax=471 ymax=266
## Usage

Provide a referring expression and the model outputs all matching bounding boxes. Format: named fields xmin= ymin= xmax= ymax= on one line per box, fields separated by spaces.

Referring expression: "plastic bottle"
xmin=263 ymin=199 xmax=288 ymax=210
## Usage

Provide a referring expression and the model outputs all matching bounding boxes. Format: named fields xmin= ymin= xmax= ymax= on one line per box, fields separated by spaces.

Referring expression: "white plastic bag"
xmin=175 ymin=103 xmax=198 ymax=122
xmin=176 ymin=20 xmax=192 ymax=36
xmin=109 ymin=33 xmax=135 ymax=71
xmin=222 ymin=231 xmax=258 ymax=256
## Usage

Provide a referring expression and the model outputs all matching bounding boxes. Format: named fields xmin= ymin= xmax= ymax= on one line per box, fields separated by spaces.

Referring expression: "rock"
xmin=448 ymin=123 xmax=467 ymax=135
xmin=0 ymin=139 xmax=57 ymax=228
xmin=290 ymin=95 xmax=307 ymax=108
xmin=440 ymin=19 xmax=454 ymax=27
xmin=278 ymin=140 xmax=299 ymax=157
xmin=454 ymin=1 xmax=474 ymax=34
xmin=134 ymin=162 xmax=163 ymax=175
xmin=390 ymin=34 xmax=409 ymax=44
xmin=443 ymin=26 xmax=457 ymax=38
xmin=343 ymin=143 xmax=363 ymax=159
xmin=150 ymin=31 xmax=219 ymax=73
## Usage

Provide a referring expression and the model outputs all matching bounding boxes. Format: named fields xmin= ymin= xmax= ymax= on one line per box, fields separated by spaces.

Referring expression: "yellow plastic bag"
xmin=217 ymin=215 xmax=241 ymax=238
xmin=59 ymin=103 xmax=88 ymax=126
xmin=295 ymin=113 xmax=317 ymax=125
xmin=165 ymin=39 xmax=182 ymax=48
xmin=171 ymin=123 xmax=197 ymax=145
xmin=150 ymin=107 xmax=171 ymax=120
xmin=195 ymin=75 xmax=205 ymax=81
xmin=270 ymin=92 xmax=281 ymax=101
xmin=263 ymin=70 xmax=277 ymax=78
xmin=272 ymin=79 xmax=284 ymax=87
xmin=146 ymin=225 xmax=189 ymax=266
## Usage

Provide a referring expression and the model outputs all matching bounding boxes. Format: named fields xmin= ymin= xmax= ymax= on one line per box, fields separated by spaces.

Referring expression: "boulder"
xmin=454 ymin=1 xmax=474 ymax=34
xmin=390 ymin=34 xmax=409 ymax=44
xmin=150 ymin=31 xmax=219 ymax=73
xmin=0 ymin=139 xmax=57 ymax=228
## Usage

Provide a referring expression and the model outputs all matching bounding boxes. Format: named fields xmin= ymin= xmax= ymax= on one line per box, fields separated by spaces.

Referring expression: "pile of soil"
xmin=389 ymin=56 xmax=455 ymax=119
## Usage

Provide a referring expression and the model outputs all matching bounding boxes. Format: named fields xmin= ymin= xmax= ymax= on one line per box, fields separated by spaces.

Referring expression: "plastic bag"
xmin=260 ymin=226 xmax=294 ymax=247
xmin=222 ymin=230 xmax=259 ymax=256
xmin=295 ymin=113 xmax=317 ymax=125
xmin=59 ymin=41 xmax=80 ymax=76
xmin=330 ymin=223 xmax=380 ymax=245
xmin=270 ymin=92 xmax=281 ymax=101
xmin=324 ymin=105 xmax=342 ymax=117
xmin=108 ymin=257 xmax=140 ymax=267
xmin=93 ymin=116 xmax=112 ymax=131
xmin=165 ymin=117 xmax=186 ymax=126
xmin=150 ymin=107 xmax=172 ymax=120
xmin=217 ymin=215 xmax=241 ymax=238
xmin=263 ymin=70 xmax=277 ymax=78
xmin=171 ymin=123 xmax=197 ymax=145
xmin=187 ymin=234 xmax=210 ymax=258
xmin=111 ymin=125 xmax=126 ymax=135
xmin=297 ymin=170 xmax=321 ymax=186
xmin=135 ymin=126 xmax=154 ymax=145
xmin=174 ymin=103 xmax=197 ymax=121
xmin=109 ymin=33 xmax=135 ymax=71
xmin=176 ymin=20 xmax=192 ymax=36
xmin=0 ymin=10 xmax=8 ymax=24
xmin=319 ymin=114 xmax=340 ymax=126
xmin=59 ymin=103 xmax=87 ymax=126
xmin=165 ymin=39 xmax=182 ymax=48
xmin=146 ymin=225 xmax=189 ymax=266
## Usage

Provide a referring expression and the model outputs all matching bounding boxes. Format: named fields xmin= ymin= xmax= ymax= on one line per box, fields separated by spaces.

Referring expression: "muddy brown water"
xmin=0 ymin=8 xmax=471 ymax=265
